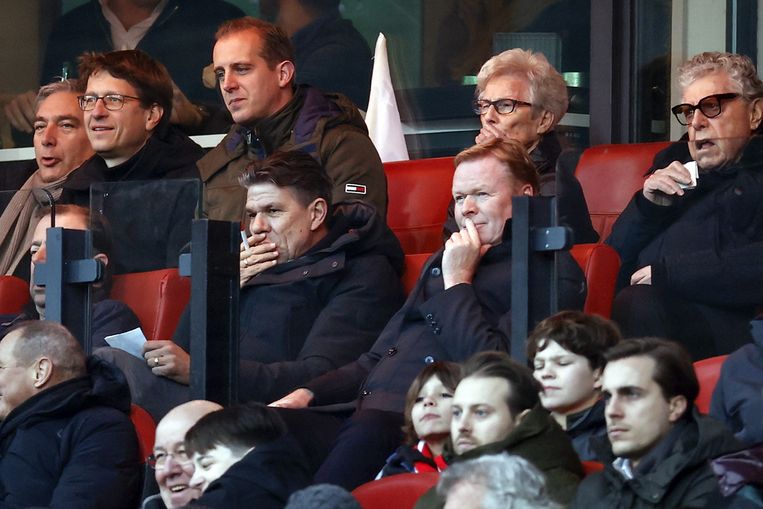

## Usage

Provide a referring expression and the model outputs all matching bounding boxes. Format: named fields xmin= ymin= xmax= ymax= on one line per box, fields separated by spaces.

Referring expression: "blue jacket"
xmin=0 ymin=357 xmax=141 ymax=508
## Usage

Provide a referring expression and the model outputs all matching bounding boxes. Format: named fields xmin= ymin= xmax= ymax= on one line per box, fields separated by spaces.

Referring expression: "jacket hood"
xmin=0 ymin=356 xmax=132 ymax=442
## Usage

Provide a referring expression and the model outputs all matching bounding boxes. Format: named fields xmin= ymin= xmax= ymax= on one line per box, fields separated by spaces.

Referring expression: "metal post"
xmin=34 ymin=227 xmax=103 ymax=353
xmin=182 ymin=219 xmax=239 ymax=405
xmin=510 ymin=196 xmax=572 ymax=365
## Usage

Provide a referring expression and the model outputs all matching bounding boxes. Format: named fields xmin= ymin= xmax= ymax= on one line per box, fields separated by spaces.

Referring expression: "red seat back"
xmin=581 ymin=460 xmax=605 ymax=476
xmin=570 ymin=243 xmax=621 ymax=318
xmin=575 ymin=142 xmax=670 ymax=241
xmin=130 ymin=403 xmax=156 ymax=463
xmin=694 ymin=354 xmax=728 ymax=414
xmin=0 ymin=275 xmax=29 ymax=314
xmin=385 ymin=157 xmax=454 ymax=254
xmin=402 ymin=253 xmax=432 ymax=295
xmin=353 ymin=472 xmax=440 ymax=509
xmin=110 ymin=269 xmax=190 ymax=341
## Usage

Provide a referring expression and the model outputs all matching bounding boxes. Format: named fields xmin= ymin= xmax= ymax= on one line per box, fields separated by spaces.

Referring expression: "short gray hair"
xmin=8 ymin=321 xmax=86 ymax=380
xmin=35 ymin=79 xmax=84 ymax=114
xmin=437 ymin=453 xmax=561 ymax=509
xmin=678 ymin=51 xmax=763 ymax=100
xmin=476 ymin=48 xmax=569 ymax=127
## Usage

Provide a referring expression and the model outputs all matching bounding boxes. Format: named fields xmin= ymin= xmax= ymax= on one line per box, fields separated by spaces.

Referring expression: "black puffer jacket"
xmin=0 ymin=357 xmax=141 ymax=508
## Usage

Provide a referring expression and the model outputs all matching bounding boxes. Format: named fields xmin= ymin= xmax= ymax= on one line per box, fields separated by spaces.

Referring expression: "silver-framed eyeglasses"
xmin=147 ymin=449 xmax=192 ymax=470
xmin=670 ymin=93 xmax=740 ymax=126
xmin=472 ymin=97 xmax=533 ymax=115
xmin=77 ymin=93 xmax=142 ymax=111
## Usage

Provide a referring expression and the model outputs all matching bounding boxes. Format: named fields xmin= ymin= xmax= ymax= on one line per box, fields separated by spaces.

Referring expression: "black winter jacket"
xmin=570 ymin=411 xmax=742 ymax=509
xmin=305 ymin=221 xmax=586 ymax=413
xmin=174 ymin=201 xmax=406 ymax=403
xmin=0 ymin=357 xmax=141 ymax=508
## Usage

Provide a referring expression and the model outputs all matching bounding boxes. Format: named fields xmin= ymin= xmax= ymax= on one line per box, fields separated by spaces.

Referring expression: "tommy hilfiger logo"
xmin=345 ymin=183 xmax=368 ymax=195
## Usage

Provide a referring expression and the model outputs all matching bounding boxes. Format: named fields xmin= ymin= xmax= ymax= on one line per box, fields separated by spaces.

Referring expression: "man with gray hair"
xmin=0 ymin=79 xmax=98 ymax=280
xmin=445 ymin=47 xmax=598 ymax=244
xmin=608 ymin=51 xmax=763 ymax=359
xmin=437 ymin=453 xmax=561 ymax=509
xmin=0 ymin=321 xmax=141 ymax=507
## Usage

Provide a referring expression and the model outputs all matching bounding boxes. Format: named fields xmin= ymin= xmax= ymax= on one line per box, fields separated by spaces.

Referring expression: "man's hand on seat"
xmin=442 ymin=218 xmax=490 ymax=289
xmin=143 ymin=340 xmax=190 ymax=385
xmin=240 ymin=232 xmax=279 ymax=287
xmin=643 ymin=161 xmax=693 ymax=205
xmin=269 ymin=388 xmax=314 ymax=409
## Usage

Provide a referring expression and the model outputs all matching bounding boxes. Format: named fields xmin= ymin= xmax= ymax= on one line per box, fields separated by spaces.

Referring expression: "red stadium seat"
xmin=575 ymin=142 xmax=671 ymax=241
xmin=694 ymin=355 xmax=728 ymax=414
xmin=130 ymin=403 xmax=156 ymax=463
xmin=385 ymin=157 xmax=454 ymax=254
xmin=402 ymin=253 xmax=432 ymax=295
xmin=0 ymin=275 xmax=29 ymax=315
xmin=353 ymin=472 xmax=440 ymax=509
xmin=570 ymin=243 xmax=621 ymax=318
xmin=110 ymin=268 xmax=190 ymax=341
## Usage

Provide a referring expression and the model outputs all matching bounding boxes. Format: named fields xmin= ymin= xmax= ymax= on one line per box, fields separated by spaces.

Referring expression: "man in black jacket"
xmin=75 ymin=49 xmax=203 ymax=273
xmin=272 ymin=139 xmax=586 ymax=490
xmin=99 ymin=150 xmax=404 ymax=420
xmin=607 ymin=51 xmax=763 ymax=358
xmin=570 ymin=338 xmax=742 ymax=509
xmin=0 ymin=321 xmax=141 ymax=508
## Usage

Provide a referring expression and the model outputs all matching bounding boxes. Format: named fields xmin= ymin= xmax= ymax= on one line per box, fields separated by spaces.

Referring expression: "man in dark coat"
xmin=272 ymin=139 xmax=586 ymax=490
xmin=415 ymin=351 xmax=583 ymax=508
xmin=570 ymin=338 xmax=742 ymax=509
xmin=0 ymin=321 xmax=141 ymax=508
xmin=607 ymin=51 xmax=763 ymax=359
xmin=198 ymin=16 xmax=386 ymax=223
xmin=98 ymin=151 xmax=404 ymax=420
xmin=76 ymin=49 xmax=203 ymax=274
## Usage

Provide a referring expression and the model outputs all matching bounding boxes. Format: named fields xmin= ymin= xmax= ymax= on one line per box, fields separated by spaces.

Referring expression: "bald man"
xmin=144 ymin=400 xmax=223 ymax=509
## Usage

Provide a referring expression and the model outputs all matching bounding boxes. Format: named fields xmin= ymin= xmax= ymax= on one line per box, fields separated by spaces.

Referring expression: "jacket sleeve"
xmin=321 ymin=126 xmax=388 ymax=219
xmin=238 ymin=257 xmax=405 ymax=403
xmin=49 ymin=412 xmax=141 ymax=509
xmin=710 ymin=344 xmax=763 ymax=445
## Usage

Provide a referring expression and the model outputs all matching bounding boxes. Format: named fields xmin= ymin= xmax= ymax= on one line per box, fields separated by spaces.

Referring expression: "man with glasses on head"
xmin=608 ymin=51 xmax=763 ymax=359
xmin=444 ymin=48 xmax=598 ymax=244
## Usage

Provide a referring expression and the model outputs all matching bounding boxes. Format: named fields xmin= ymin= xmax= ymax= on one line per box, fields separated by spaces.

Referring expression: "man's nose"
xmin=221 ymin=72 xmax=238 ymax=92
xmin=605 ymin=396 xmax=622 ymax=418
xmin=422 ymin=395 xmax=436 ymax=407
xmin=31 ymin=245 xmax=46 ymax=265
xmin=39 ymin=124 xmax=57 ymax=146
xmin=249 ymin=214 xmax=269 ymax=234
xmin=538 ymin=364 xmax=555 ymax=379
xmin=461 ymin=195 xmax=477 ymax=216
xmin=482 ymin=105 xmax=499 ymax=124
xmin=690 ymin=108 xmax=709 ymax=129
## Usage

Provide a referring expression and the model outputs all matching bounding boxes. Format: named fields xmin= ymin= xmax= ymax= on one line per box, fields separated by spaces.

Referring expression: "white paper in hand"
xmin=104 ymin=327 xmax=147 ymax=359
xmin=679 ymin=161 xmax=698 ymax=189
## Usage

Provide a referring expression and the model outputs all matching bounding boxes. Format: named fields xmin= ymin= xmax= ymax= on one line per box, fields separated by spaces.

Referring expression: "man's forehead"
xmin=454 ymin=376 xmax=511 ymax=406
xmin=681 ymin=71 xmax=738 ymax=102
xmin=453 ymin=156 xmax=512 ymax=189
xmin=87 ymin=70 xmax=138 ymax=95
xmin=155 ymin=414 xmax=197 ymax=447
xmin=36 ymin=92 xmax=82 ymax=120
xmin=246 ymin=182 xmax=298 ymax=206
xmin=214 ymin=30 xmax=264 ymax=63
xmin=603 ymin=356 xmax=655 ymax=389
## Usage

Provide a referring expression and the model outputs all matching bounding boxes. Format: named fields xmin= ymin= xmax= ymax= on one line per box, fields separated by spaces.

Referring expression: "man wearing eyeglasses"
xmin=444 ymin=48 xmax=599 ymax=245
xmin=608 ymin=51 xmax=763 ymax=359
xmin=73 ymin=49 xmax=203 ymax=274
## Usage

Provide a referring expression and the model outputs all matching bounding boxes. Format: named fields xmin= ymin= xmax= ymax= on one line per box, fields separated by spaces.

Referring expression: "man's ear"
xmin=93 ymin=252 xmax=109 ymax=269
xmin=145 ymin=103 xmax=164 ymax=131
xmin=277 ymin=61 xmax=296 ymax=88
xmin=33 ymin=357 xmax=54 ymax=388
xmin=309 ymin=198 xmax=328 ymax=231
xmin=536 ymin=110 xmax=555 ymax=135
xmin=514 ymin=408 xmax=532 ymax=427
xmin=667 ymin=395 xmax=688 ymax=423
xmin=519 ymin=183 xmax=534 ymax=197
xmin=592 ymin=367 xmax=603 ymax=390
xmin=749 ymin=98 xmax=763 ymax=131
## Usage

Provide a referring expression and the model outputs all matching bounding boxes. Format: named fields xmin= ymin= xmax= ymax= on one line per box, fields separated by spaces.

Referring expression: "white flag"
xmin=365 ymin=33 xmax=409 ymax=163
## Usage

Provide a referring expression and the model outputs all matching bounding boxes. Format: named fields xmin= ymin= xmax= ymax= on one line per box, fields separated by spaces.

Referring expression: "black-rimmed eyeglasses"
xmin=671 ymin=93 xmax=740 ymax=126
xmin=472 ymin=98 xmax=533 ymax=115
xmin=77 ymin=94 xmax=142 ymax=111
